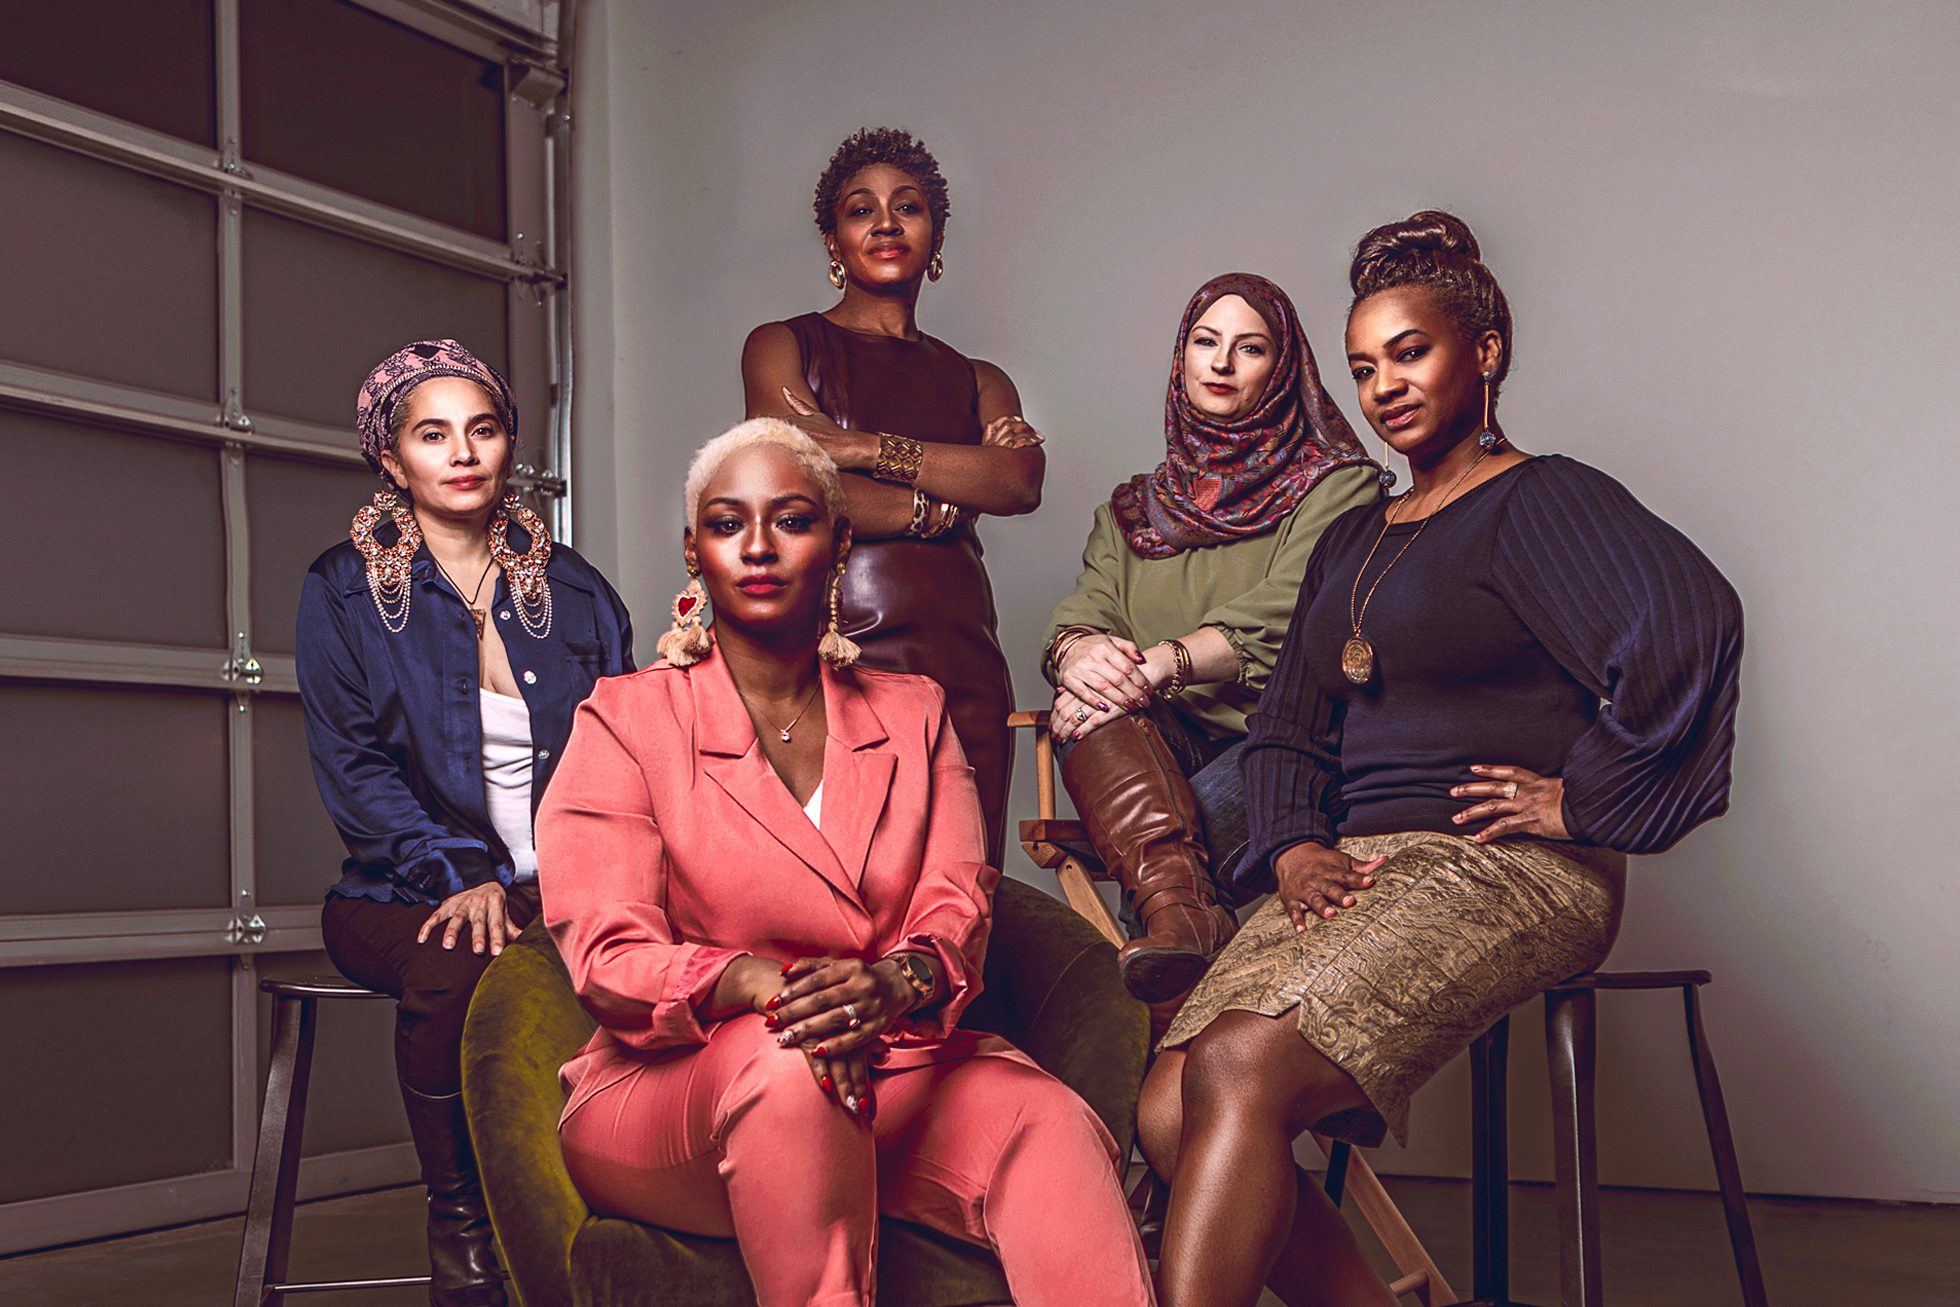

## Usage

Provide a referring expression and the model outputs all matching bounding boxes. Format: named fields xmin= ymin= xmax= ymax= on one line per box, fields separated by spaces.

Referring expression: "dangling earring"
xmin=926 ymin=251 xmax=944 ymax=283
xmin=1477 ymin=371 xmax=1504 ymax=452
xmin=657 ymin=560 xmax=714 ymax=666
xmin=488 ymin=493 xmax=554 ymax=639
xmin=1376 ymin=441 xmax=1397 ymax=491
xmin=817 ymin=564 xmax=861 ymax=668
xmin=828 ymin=258 xmax=847 ymax=290
xmin=350 ymin=490 xmax=423 ymax=634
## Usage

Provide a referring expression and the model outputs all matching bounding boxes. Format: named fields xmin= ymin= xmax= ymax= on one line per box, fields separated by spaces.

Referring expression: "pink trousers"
xmin=560 ymin=1014 xmax=1155 ymax=1307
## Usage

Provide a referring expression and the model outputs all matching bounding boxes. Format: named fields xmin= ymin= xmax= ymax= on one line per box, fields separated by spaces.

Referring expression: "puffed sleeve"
xmin=1235 ymin=537 xmax=1350 ymax=898
xmin=888 ymin=690 xmax=1000 ymax=1038
xmin=296 ymin=569 xmax=499 ymax=898
xmin=1042 ymin=504 xmax=1135 ymax=680
xmin=1491 ymin=459 xmax=1744 ymax=854
xmin=1201 ymin=466 xmax=1380 ymax=691
xmin=537 ymin=679 xmax=749 ymax=1052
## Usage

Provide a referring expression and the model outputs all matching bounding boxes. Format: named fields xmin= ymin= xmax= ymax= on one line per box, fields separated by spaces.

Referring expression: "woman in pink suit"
xmin=536 ymin=418 xmax=1154 ymax=1307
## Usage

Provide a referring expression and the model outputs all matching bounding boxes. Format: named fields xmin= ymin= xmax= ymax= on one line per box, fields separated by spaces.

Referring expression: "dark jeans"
xmin=321 ymin=880 xmax=541 ymax=1097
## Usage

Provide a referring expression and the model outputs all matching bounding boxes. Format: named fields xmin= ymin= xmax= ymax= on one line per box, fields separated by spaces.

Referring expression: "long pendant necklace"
xmin=739 ymin=680 xmax=822 ymax=744
xmin=434 ymin=554 xmax=497 ymax=639
xmin=1343 ymin=446 xmax=1492 ymax=685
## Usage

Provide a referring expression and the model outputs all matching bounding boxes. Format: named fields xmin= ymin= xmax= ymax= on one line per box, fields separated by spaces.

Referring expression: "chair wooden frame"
xmin=1008 ymin=710 xmax=1457 ymax=1305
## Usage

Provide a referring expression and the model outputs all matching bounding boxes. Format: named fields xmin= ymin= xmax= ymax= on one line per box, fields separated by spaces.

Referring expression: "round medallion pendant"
xmin=1341 ymin=636 xmax=1375 ymax=685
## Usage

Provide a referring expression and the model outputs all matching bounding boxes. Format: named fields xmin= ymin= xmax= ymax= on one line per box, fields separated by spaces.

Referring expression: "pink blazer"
xmin=536 ymin=649 xmax=1008 ymax=1106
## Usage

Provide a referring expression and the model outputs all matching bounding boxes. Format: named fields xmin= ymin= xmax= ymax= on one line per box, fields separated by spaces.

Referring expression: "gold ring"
xmin=1505 ymin=782 xmax=1520 ymax=800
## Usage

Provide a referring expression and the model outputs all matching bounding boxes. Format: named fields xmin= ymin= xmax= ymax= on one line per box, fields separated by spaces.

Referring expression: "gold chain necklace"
xmin=739 ymin=680 xmax=822 ymax=744
xmin=1342 ymin=447 xmax=1492 ymax=685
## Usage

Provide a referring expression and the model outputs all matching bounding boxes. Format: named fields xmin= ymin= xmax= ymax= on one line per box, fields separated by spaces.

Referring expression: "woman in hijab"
xmin=1042 ymin=274 xmax=1378 ymax=1006
xmin=296 ymin=340 xmax=633 ymax=1307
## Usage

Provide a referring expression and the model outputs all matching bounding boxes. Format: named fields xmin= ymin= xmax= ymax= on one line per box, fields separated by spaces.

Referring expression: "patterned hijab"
xmin=1110 ymin=274 xmax=1370 ymax=559
xmin=355 ymin=339 xmax=517 ymax=477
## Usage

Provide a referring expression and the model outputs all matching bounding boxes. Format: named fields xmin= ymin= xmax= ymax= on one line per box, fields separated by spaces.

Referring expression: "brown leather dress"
xmin=783 ymin=312 xmax=1016 ymax=866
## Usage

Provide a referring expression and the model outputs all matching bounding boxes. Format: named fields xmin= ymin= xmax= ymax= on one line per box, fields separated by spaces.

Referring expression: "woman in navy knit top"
xmin=1137 ymin=212 xmax=1743 ymax=1307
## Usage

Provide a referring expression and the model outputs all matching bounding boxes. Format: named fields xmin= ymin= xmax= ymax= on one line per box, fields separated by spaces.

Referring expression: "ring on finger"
xmin=842 ymin=1002 xmax=861 ymax=1029
xmin=1074 ymin=707 xmax=1088 ymax=722
xmin=1504 ymin=781 xmax=1520 ymax=800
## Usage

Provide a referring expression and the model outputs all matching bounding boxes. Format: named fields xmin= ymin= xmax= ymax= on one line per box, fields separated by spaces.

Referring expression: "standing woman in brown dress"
xmin=742 ymin=127 xmax=1041 ymax=867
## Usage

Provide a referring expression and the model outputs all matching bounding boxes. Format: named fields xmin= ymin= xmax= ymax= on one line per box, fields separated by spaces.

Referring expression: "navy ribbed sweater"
xmin=1238 ymin=455 xmax=1742 ymax=893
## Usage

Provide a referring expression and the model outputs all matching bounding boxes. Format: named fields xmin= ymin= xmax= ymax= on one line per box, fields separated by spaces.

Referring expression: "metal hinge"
xmin=225 ymin=632 xmax=263 ymax=686
xmin=219 ymin=137 xmax=253 ymax=180
xmin=510 ymin=463 xmax=568 ymax=498
xmin=220 ymin=387 xmax=254 ymax=432
xmin=226 ymin=912 xmax=268 ymax=945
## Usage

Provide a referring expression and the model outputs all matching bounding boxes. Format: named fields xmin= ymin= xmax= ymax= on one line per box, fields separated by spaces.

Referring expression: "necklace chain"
xmin=739 ymin=680 xmax=822 ymax=744
xmin=1343 ymin=448 xmax=1493 ymax=681
xmin=433 ymin=553 xmax=497 ymax=639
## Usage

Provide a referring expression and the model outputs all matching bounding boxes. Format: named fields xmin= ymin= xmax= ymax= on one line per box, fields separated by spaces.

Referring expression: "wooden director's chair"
xmin=1008 ymin=709 xmax=1457 ymax=1306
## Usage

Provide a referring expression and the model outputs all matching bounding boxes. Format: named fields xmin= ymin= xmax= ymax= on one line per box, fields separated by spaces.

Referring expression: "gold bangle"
xmin=1047 ymin=625 xmax=1099 ymax=674
xmin=907 ymin=488 xmax=933 ymax=536
xmin=1156 ymin=637 xmax=1192 ymax=696
xmin=872 ymin=433 xmax=924 ymax=486
xmin=927 ymin=498 xmax=962 ymax=537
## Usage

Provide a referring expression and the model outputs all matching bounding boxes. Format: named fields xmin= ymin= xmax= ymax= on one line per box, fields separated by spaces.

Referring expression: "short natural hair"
xmin=812 ymin=127 xmax=950 ymax=239
xmin=1349 ymin=209 xmax=1514 ymax=394
xmin=683 ymin=418 xmax=844 ymax=526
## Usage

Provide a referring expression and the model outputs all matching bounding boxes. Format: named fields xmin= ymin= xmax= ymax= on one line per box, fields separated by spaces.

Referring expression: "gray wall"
xmin=570 ymin=0 xmax=1960 ymax=1203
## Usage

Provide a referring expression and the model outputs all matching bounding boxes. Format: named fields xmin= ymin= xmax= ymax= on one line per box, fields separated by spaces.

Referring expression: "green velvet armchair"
xmin=461 ymin=876 xmax=1148 ymax=1307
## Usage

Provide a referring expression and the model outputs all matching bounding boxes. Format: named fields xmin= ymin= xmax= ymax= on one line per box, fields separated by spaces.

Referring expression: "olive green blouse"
xmin=1043 ymin=465 xmax=1380 ymax=742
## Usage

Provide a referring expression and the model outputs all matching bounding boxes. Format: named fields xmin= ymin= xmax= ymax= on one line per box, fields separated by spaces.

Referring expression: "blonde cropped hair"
xmin=683 ymin=417 xmax=845 ymax=526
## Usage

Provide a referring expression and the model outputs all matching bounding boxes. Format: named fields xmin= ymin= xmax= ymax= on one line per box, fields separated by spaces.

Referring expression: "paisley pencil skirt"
xmin=1161 ymin=831 xmax=1626 ymax=1148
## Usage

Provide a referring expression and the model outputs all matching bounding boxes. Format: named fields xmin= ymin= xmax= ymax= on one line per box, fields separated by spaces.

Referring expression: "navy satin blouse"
xmin=296 ymin=532 xmax=634 ymax=904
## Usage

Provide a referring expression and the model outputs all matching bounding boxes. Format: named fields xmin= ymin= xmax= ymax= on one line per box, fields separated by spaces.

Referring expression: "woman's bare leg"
xmin=1154 ymin=1010 xmax=1396 ymax=1307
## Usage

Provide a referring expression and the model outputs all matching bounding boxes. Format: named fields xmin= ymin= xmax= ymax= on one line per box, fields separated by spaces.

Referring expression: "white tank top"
xmin=479 ymin=689 xmax=538 ymax=880
xmin=802 ymin=782 xmax=823 ymax=828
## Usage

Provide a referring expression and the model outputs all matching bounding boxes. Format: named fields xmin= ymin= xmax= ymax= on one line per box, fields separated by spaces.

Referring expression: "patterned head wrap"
xmin=1110 ymin=274 xmax=1371 ymax=559
xmin=355 ymin=339 xmax=517 ymax=477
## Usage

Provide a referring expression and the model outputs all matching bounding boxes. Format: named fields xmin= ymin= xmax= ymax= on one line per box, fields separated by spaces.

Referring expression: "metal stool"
xmin=233 ymin=975 xmax=431 ymax=1307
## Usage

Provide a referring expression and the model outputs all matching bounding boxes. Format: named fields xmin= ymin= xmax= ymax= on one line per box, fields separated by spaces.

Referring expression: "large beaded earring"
xmin=816 ymin=564 xmax=860 ymax=668
xmin=657 ymin=560 xmax=713 ymax=666
xmin=350 ymin=490 xmax=423 ymax=633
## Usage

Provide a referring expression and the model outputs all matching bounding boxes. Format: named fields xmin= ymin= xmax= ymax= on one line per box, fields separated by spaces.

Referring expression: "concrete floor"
xmin=2 ymin=1177 xmax=1955 ymax=1306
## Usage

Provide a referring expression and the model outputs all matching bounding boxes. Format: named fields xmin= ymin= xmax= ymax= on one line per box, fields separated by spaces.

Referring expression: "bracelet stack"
xmin=1047 ymin=624 xmax=1100 ymax=675
xmin=871 ymin=433 xmax=924 ymax=486
xmin=1156 ymin=637 xmax=1192 ymax=697
xmin=906 ymin=489 xmax=962 ymax=538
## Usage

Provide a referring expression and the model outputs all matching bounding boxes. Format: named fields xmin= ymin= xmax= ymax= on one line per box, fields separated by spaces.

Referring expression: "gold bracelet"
xmin=872 ymin=433 xmax=924 ymax=486
xmin=1047 ymin=624 xmax=1099 ymax=675
xmin=907 ymin=488 xmax=933 ymax=536
xmin=926 ymin=498 xmax=962 ymax=537
xmin=1156 ymin=637 xmax=1192 ymax=696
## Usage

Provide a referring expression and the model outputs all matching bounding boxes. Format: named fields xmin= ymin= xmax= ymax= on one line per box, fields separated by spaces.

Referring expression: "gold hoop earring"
xmin=828 ymin=258 xmax=846 ymax=290
xmin=926 ymin=251 xmax=944 ymax=282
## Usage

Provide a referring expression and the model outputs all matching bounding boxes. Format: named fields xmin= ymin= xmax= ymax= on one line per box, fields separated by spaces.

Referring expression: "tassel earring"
xmin=657 ymin=562 xmax=714 ymax=666
xmin=817 ymin=565 xmax=860 ymax=668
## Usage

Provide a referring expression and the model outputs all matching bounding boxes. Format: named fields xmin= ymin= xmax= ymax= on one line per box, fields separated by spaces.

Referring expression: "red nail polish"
xmin=766 ymin=995 xmax=780 ymax=1010
xmin=814 ymin=1045 xmax=827 ymax=1056
xmin=780 ymin=961 xmax=793 ymax=976
xmin=821 ymin=1075 xmax=833 ymax=1092
xmin=763 ymin=1015 xmax=779 ymax=1029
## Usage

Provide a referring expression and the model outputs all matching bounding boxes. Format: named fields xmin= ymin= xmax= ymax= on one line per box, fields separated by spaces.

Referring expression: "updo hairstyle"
xmin=1349 ymin=210 xmax=1513 ymax=396
xmin=812 ymin=127 xmax=950 ymax=241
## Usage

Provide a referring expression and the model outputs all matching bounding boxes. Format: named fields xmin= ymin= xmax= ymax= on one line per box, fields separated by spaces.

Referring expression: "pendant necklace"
xmin=1343 ymin=446 xmax=1492 ymax=685
xmin=740 ymin=680 xmax=822 ymax=744
xmin=435 ymin=554 xmax=497 ymax=639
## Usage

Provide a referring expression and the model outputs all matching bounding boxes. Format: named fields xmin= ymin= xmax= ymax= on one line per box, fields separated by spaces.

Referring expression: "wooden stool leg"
xmin=1684 ymin=984 xmax=1770 ymax=1307
xmin=234 ymin=993 xmax=318 ymax=1307
xmin=1470 ymin=1015 xmax=1511 ymax=1303
xmin=1545 ymin=988 xmax=1602 ymax=1307
xmin=1323 ymin=1140 xmax=1352 ymax=1204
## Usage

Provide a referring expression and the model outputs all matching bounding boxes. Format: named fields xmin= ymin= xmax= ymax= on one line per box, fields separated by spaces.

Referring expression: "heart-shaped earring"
xmin=657 ymin=575 xmax=712 ymax=666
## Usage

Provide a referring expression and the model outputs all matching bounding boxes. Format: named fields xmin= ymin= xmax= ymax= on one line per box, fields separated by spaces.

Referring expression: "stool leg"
xmin=1545 ymin=988 xmax=1602 ymax=1307
xmin=1684 ymin=985 xmax=1770 ymax=1307
xmin=234 ymin=994 xmax=317 ymax=1307
xmin=1470 ymin=1014 xmax=1511 ymax=1303
xmin=1323 ymin=1139 xmax=1352 ymax=1205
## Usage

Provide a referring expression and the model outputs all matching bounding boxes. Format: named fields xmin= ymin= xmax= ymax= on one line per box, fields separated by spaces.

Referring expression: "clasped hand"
xmin=1050 ymin=633 xmax=1157 ymax=743
xmin=744 ymin=955 xmax=922 ymax=1122
xmin=780 ymin=388 xmax=1042 ymax=468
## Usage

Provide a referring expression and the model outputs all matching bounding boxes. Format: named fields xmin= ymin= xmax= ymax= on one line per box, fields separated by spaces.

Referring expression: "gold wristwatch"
xmin=888 ymin=952 xmax=936 ymax=1008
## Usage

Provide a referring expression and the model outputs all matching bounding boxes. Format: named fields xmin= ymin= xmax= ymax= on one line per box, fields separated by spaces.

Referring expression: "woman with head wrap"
xmin=1043 ymin=274 xmax=1379 ymax=1007
xmin=295 ymin=340 xmax=633 ymax=1307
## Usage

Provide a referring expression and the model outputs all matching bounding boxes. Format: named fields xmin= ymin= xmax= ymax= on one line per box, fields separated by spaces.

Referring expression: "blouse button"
xmin=522 ymin=670 xmax=537 ymax=684
xmin=499 ymin=610 xmax=511 ymax=620
xmin=537 ymin=748 xmax=550 ymax=759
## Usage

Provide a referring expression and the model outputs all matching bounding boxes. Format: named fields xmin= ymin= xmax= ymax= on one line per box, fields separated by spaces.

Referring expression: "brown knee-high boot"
xmin=1062 ymin=714 xmax=1239 ymax=1003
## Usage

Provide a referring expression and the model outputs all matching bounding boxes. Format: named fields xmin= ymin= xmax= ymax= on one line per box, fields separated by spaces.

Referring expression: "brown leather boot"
xmin=1062 ymin=715 xmax=1239 ymax=1002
